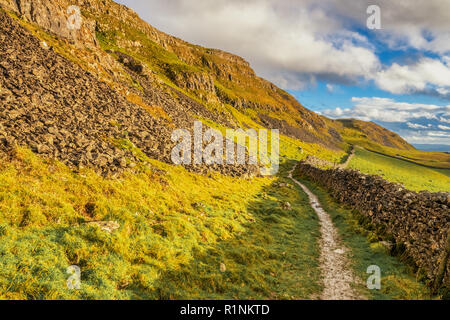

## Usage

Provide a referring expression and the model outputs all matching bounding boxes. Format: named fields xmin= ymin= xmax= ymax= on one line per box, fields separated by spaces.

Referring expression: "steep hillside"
xmin=0 ymin=10 xmax=260 ymax=178
xmin=337 ymin=119 xmax=414 ymax=151
xmin=0 ymin=0 xmax=423 ymax=158
xmin=84 ymin=0 xmax=335 ymax=146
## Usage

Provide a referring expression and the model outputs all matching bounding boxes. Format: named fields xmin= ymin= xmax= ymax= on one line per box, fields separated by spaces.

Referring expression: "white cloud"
xmin=328 ymin=0 xmax=450 ymax=54
xmin=323 ymin=107 xmax=353 ymax=118
xmin=437 ymin=88 xmax=450 ymax=95
xmin=404 ymin=132 xmax=450 ymax=145
xmin=445 ymin=106 xmax=450 ymax=116
xmin=407 ymin=122 xmax=428 ymax=129
xmin=323 ymin=97 xmax=448 ymax=122
xmin=322 ymin=97 xmax=450 ymax=144
xmin=373 ymin=58 xmax=450 ymax=94
xmin=427 ymin=131 xmax=450 ymax=137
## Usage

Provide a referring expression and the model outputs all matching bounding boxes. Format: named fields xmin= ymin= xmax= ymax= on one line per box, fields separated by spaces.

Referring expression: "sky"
xmin=115 ymin=0 xmax=450 ymax=149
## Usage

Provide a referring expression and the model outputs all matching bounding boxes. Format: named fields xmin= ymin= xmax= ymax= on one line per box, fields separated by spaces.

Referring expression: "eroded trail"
xmin=288 ymin=165 xmax=365 ymax=300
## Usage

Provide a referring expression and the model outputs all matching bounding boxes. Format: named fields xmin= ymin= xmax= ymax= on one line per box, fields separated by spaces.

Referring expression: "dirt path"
xmin=340 ymin=145 xmax=355 ymax=168
xmin=288 ymin=165 xmax=365 ymax=300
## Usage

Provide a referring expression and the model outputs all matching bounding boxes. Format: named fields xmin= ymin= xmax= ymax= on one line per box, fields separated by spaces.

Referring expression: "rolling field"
xmin=341 ymin=127 xmax=450 ymax=169
xmin=348 ymin=148 xmax=450 ymax=193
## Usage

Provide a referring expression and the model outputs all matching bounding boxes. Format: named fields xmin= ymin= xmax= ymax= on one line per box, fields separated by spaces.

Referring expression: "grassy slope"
xmin=337 ymin=119 xmax=415 ymax=151
xmin=298 ymin=178 xmax=431 ymax=300
xmin=0 ymin=148 xmax=323 ymax=299
xmin=341 ymin=127 xmax=450 ymax=169
xmin=348 ymin=148 xmax=450 ymax=192
xmin=89 ymin=4 xmax=345 ymax=147
xmin=11 ymin=6 xmax=449 ymax=182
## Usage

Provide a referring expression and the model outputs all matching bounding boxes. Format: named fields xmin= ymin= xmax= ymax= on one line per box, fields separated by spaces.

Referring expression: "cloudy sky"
xmin=115 ymin=0 xmax=450 ymax=149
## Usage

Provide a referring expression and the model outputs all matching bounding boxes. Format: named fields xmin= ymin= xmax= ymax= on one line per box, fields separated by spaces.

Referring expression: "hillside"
xmin=347 ymin=148 xmax=450 ymax=192
xmin=0 ymin=0 xmax=423 ymax=157
xmin=337 ymin=119 xmax=414 ymax=151
xmin=0 ymin=0 xmax=447 ymax=300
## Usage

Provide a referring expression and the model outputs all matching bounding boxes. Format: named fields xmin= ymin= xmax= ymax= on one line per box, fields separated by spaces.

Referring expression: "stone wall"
xmin=294 ymin=161 xmax=450 ymax=290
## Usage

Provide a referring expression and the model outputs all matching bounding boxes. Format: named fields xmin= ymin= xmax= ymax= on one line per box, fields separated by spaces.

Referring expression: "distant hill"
xmin=413 ymin=144 xmax=450 ymax=153
xmin=336 ymin=119 xmax=415 ymax=151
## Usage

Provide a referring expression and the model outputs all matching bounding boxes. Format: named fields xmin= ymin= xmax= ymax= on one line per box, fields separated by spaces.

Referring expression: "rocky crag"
xmin=295 ymin=161 xmax=450 ymax=291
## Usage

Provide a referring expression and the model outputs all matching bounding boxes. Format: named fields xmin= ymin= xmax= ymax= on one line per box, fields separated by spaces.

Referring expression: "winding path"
xmin=288 ymin=165 xmax=365 ymax=300
xmin=340 ymin=145 xmax=355 ymax=168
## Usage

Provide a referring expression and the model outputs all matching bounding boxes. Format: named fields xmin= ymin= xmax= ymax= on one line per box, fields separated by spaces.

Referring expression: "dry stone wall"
xmin=295 ymin=160 xmax=450 ymax=289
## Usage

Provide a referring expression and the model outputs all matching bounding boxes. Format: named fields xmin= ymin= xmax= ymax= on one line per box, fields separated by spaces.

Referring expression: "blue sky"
xmin=115 ymin=0 xmax=450 ymax=149
xmin=287 ymin=26 xmax=450 ymax=150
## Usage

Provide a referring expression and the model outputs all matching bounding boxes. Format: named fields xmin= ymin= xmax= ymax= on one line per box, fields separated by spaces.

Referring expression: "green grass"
xmin=342 ymin=128 xmax=450 ymax=169
xmin=0 ymin=148 xmax=439 ymax=300
xmin=0 ymin=148 xmax=322 ymax=299
xmin=199 ymin=114 xmax=346 ymax=167
xmin=296 ymin=177 xmax=432 ymax=300
xmin=157 ymin=164 xmax=323 ymax=299
xmin=348 ymin=148 xmax=450 ymax=192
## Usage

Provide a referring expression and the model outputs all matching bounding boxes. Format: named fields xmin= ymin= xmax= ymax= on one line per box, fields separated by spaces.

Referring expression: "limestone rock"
xmin=87 ymin=221 xmax=120 ymax=233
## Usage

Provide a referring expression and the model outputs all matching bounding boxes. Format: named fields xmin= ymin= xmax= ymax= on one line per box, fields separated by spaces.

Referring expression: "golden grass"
xmin=348 ymin=148 xmax=450 ymax=192
xmin=0 ymin=148 xmax=323 ymax=299
xmin=342 ymin=129 xmax=450 ymax=169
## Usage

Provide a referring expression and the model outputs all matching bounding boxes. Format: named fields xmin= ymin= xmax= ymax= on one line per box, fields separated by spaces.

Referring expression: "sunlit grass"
xmin=1 ymin=6 xmax=442 ymax=300
xmin=342 ymin=129 xmax=450 ymax=169
xmin=0 ymin=148 xmax=322 ymax=299
xmin=348 ymin=148 xmax=450 ymax=192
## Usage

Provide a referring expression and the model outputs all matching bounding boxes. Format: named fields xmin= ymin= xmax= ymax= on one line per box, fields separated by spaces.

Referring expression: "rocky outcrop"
xmin=167 ymin=69 xmax=216 ymax=93
xmin=0 ymin=0 xmax=97 ymax=46
xmin=301 ymin=148 xmax=355 ymax=168
xmin=109 ymin=50 xmax=144 ymax=74
xmin=295 ymin=161 xmax=450 ymax=290
xmin=301 ymin=155 xmax=337 ymax=168
xmin=0 ymin=9 xmax=168 ymax=176
xmin=258 ymin=114 xmax=338 ymax=149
